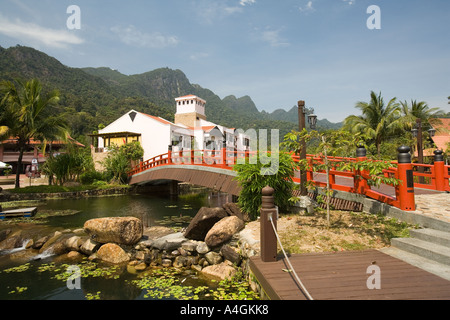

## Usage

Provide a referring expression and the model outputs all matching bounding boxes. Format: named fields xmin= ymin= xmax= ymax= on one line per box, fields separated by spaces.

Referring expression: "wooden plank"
xmin=250 ymin=250 xmax=450 ymax=300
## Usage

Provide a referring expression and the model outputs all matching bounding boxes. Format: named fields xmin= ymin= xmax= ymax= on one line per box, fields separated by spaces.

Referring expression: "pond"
xmin=0 ymin=191 xmax=259 ymax=300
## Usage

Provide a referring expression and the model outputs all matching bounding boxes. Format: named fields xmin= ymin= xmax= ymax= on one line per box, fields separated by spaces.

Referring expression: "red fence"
xmin=129 ymin=147 xmax=449 ymax=212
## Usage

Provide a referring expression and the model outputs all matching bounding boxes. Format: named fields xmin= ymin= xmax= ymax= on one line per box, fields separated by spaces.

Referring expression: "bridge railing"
xmin=129 ymin=146 xmax=449 ymax=211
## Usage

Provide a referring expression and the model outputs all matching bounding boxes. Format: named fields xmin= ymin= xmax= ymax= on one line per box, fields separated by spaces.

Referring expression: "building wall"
xmin=174 ymin=112 xmax=207 ymax=128
xmin=99 ymin=111 xmax=171 ymax=161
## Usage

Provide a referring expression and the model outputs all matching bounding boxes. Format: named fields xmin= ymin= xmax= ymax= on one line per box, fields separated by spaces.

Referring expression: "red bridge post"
xmin=433 ymin=149 xmax=446 ymax=191
xmin=396 ymin=146 xmax=415 ymax=211
xmin=354 ymin=146 xmax=368 ymax=194
xmin=168 ymin=145 xmax=173 ymax=165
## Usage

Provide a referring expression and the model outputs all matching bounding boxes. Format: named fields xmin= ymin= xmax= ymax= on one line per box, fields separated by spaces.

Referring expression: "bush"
xmin=233 ymin=152 xmax=295 ymax=220
xmin=80 ymin=171 xmax=105 ymax=185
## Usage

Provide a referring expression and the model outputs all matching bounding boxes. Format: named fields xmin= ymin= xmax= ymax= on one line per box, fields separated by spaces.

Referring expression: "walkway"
xmin=249 ymin=250 xmax=450 ymax=300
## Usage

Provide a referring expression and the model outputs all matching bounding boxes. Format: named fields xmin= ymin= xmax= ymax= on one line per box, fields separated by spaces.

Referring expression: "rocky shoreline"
xmin=0 ymin=203 xmax=260 ymax=282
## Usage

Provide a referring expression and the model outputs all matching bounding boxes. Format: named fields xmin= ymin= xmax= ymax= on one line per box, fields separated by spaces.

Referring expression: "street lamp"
xmin=411 ymin=119 xmax=436 ymax=183
xmin=298 ymin=100 xmax=318 ymax=196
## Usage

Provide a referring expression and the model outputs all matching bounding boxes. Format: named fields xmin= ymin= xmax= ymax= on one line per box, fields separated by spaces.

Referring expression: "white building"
xmin=90 ymin=94 xmax=250 ymax=169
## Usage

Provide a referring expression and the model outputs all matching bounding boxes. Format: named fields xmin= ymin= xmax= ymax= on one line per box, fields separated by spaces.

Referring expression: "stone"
xmin=80 ymin=238 xmax=101 ymax=255
xmin=149 ymin=232 xmax=187 ymax=251
xmin=173 ymin=256 xmax=188 ymax=268
xmin=181 ymin=240 xmax=198 ymax=252
xmin=205 ymin=251 xmax=223 ymax=265
xmin=142 ymin=226 xmax=174 ymax=240
xmin=83 ymin=217 xmax=143 ymax=245
xmin=196 ymin=242 xmax=210 ymax=254
xmin=161 ymin=259 xmax=172 ymax=267
xmin=65 ymin=236 xmax=83 ymax=251
xmin=32 ymin=235 xmax=49 ymax=250
xmin=220 ymin=245 xmax=241 ymax=265
xmin=0 ymin=229 xmax=11 ymax=242
xmin=97 ymin=243 xmax=130 ymax=264
xmin=39 ymin=231 xmax=63 ymax=254
xmin=67 ymin=251 xmax=83 ymax=259
xmin=205 ymin=216 xmax=244 ymax=248
xmin=223 ymin=202 xmax=246 ymax=221
xmin=184 ymin=207 xmax=228 ymax=241
xmin=0 ymin=231 xmax=23 ymax=250
xmin=201 ymin=261 xmax=237 ymax=280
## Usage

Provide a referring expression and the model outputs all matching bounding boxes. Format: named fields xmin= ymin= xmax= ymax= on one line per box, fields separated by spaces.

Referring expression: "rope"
xmin=268 ymin=215 xmax=314 ymax=300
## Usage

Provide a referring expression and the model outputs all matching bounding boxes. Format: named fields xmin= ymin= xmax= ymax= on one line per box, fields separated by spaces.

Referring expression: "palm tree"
xmin=0 ymin=79 xmax=68 ymax=188
xmin=400 ymin=100 xmax=442 ymax=130
xmin=344 ymin=91 xmax=402 ymax=157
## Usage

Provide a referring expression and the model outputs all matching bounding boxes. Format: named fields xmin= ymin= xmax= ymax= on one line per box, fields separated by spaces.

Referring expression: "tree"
xmin=103 ymin=141 xmax=144 ymax=184
xmin=400 ymin=100 xmax=442 ymax=130
xmin=233 ymin=151 xmax=296 ymax=220
xmin=0 ymin=79 xmax=68 ymax=188
xmin=343 ymin=91 xmax=402 ymax=157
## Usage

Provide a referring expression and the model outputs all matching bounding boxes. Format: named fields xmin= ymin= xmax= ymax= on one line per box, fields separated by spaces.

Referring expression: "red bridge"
xmin=128 ymin=147 xmax=449 ymax=212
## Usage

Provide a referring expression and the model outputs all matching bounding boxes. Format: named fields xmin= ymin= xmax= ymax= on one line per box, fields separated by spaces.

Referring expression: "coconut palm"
xmin=0 ymin=79 xmax=68 ymax=188
xmin=344 ymin=91 xmax=402 ymax=157
xmin=400 ymin=100 xmax=443 ymax=130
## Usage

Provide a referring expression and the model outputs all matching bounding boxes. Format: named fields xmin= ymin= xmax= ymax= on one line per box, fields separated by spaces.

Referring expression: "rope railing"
xmin=268 ymin=213 xmax=314 ymax=300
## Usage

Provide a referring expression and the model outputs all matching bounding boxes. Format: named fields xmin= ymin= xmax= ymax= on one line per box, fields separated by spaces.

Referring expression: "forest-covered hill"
xmin=0 ymin=45 xmax=342 ymax=143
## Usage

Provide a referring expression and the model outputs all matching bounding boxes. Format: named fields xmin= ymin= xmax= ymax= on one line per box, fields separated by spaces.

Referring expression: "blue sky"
xmin=0 ymin=0 xmax=449 ymax=122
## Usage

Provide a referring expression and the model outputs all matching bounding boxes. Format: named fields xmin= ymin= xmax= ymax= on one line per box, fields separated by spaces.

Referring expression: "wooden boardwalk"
xmin=249 ymin=250 xmax=450 ymax=300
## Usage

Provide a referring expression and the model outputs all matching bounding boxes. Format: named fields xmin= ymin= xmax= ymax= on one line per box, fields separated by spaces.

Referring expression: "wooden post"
xmin=433 ymin=149 xmax=446 ymax=191
xmin=396 ymin=146 xmax=415 ymax=211
xmin=298 ymin=100 xmax=307 ymax=196
xmin=260 ymin=186 xmax=278 ymax=262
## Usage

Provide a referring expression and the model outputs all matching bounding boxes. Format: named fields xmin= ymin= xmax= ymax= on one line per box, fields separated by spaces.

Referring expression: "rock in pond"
xmin=83 ymin=217 xmax=143 ymax=245
xmin=184 ymin=207 xmax=228 ymax=241
xmin=205 ymin=216 xmax=244 ymax=248
xmin=201 ymin=261 xmax=237 ymax=281
xmin=97 ymin=243 xmax=130 ymax=264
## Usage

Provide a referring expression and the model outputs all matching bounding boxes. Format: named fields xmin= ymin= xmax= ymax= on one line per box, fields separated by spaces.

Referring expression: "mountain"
xmin=265 ymin=106 xmax=343 ymax=130
xmin=0 ymin=45 xmax=341 ymax=142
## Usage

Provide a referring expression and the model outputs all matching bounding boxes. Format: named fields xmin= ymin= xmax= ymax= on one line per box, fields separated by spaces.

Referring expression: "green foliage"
xmin=103 ymin=142 xmax=144 ymax=183
xmin=41 ymin=143 xmax=94 ymax=186
xmin=0 ymin=78 xmax=68 ymax=188
xmin=79 ymin=170 xmax=106 ymax=185
xmin=233 ymin=151 xmax=295 ymax=220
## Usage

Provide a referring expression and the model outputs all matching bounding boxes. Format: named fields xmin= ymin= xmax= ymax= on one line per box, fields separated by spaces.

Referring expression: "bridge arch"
xmin=128 ymin=165 xmax=241 ymax=196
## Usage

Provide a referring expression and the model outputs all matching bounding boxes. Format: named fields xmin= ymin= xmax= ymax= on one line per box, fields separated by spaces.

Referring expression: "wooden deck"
xmin=249 ymin=250 xmax=450 ymax=300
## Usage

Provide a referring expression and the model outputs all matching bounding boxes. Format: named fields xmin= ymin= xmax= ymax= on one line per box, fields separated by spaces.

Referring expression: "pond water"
xmin=0 ymin=191 xmax=257 ymax=300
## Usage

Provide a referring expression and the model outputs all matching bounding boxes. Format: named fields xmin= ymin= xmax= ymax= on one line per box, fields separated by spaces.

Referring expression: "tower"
xmin=174 ymin=95 xmax=207 ymax=128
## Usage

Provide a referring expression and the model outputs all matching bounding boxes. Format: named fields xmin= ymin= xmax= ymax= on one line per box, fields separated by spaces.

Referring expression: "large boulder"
xmin=97 ymin=243 xmax=130 ymax=264
xmin=184 ymin=207 xmax=228 ymax=241
xmin=205 ymin=216 xmax=244 ymax=248
xmin=83 ymin=217 xmax=143 ymax=245
xmin=201 ymin=261 xmax=237 ymax=281
xmin=143 ymin=232 xmax=187 ymax=251
xmin=223 ymin=203 xmax=246 ymax=221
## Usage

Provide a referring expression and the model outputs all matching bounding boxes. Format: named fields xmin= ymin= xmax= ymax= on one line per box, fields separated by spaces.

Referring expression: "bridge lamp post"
xmin=298 ymin=101 xmax=318 ymax=196
xmin=411 ymin=118 xmax=436 ymax=183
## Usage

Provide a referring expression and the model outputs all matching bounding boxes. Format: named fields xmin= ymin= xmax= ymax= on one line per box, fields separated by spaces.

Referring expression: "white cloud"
xmin=111 ymin=25 xmax=179 ymax=48
xmin=342 ymin=0 xmax=356 ymax=5
xmin=260 ymin=28 xmax=290 ymax=47
xmin=240 ymin=0 xmax=256 ymax=6
xmin=0 ymin=15 xmax=84 ymax=49
xmin=299 ymin=1 xmax=315 ymax=13
xmin=195 ymin=1 xmax=244 ymax=24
